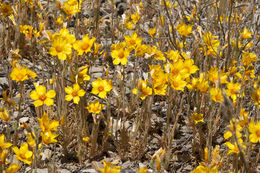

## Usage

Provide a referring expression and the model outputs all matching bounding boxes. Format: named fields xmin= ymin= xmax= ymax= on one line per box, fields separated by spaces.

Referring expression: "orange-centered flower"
xmin=73 ymin=34 xmax=96 ymax=55
xmin=91 ymin=78 xmax=112 ymax=98
xmin=12 ymin=143 xmax=33 ymax=165
xmin=65 ymin=83 xmax=86 ymax=104
xmin=30 ymin=85 xmax=56 ymax=107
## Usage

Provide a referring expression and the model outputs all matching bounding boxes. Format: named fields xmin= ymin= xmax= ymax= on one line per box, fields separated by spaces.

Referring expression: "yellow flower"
xmin=86 ymin=100 xmax=104 ymax=114
xmin=225 ymin=82 xmax=241 ymax=102
xmin=1 ymin=149 xmax=8 ymax=164
xmin=0 ymin=3 xmax=13 ymax=17
xmin=152 ymin=46 xmax=166 ymax=61
xmin=152 ymin=78 xmax=168 ymax=96
xmin=41 ymin=131 xmax=58 ymax=145
xmin=49 ymin=35 xmax=72 ymax=61
xmin=94 ymin=43 xmax=102 ymax=55
xmin=166 ymin=50 xmax=181 ymax=63
xmin=77 ymin=65 xmax=91 ymax=83
xmin=124 ymin=32 xmax=142 ymax=51
xmin=138 ymin=167 xmax=148 ymax=173
xmin=0 ymin=134 xmax=12 ymax=152
xmin=62 ymin=0 xmax=82 ymax=16
xmin=91 ymin=78 xmax=112 ymax=98
xmin=176 ymin=23 xmax=193 ymax=36
xmin=190 ymin=112 xmax=204 ymax=124
xmin=149 ymin=27 xmax=156 ymax=37
xmin=224 ymin=120 xmax=242 ymax=140
xmin=26 ymin=133 xmax=36 ymax=147
xmin=10 ymin=66 xmax=37 ymax=82
xmin=241 ymin=51 xmax=257 ymax=66
xmin=190 ymin=165 xmax=218 ymax=173
xmin=241 ymin=27 xmax=252 ymax=39
xmin=97 ymin=161 xmax=121 ymax=173
xmin=37 ymin=112 xmax=59 ymax=132
xmin=73 ymin=34 xmax=96 ymax=55
xmin=65 ymin=83 xmax=86 ymax=104
xmin=82 ymin=136 xmax=90 ymax=142
xmin=111 ymin=43 xmax=130 ymax=65
xmin=183 ymin=59 xmax=199 ymax=75
xmin=251 ymin=87 xmax=260 ymax=105
xmin=30 ymin=85 xmax=56 ymax=107
xmin=12 ymin=143 xmax=33 ymax=165
xmin=202 ymin=31 xmax=220 ymax=56
xmin=210 ymin=88 xmax=223 ymax=103
xmin=131 ymin=12 xmax=140 ymax=24
xmin=169 ymin=75 xmax=187 ymax=91
xmin=207 ymin=66 xmax=227 ymax=84
xmin=56 ymin=16 xmax=63 ymax=25
xmin=5 ymin=163 xmax=20 ymax=173
xmin=132 ymin=79 xmax=152 ymax=100
xmin=224 ymin=142 xmax=239 ymax=155
xmin=52 ymin=27 xmax=76 ymax=44
xmin=249 ymin=121 xmax=260 ymax=143
xmin=167 ymin=60 xmax=189 ymax=79
xmin=0 ymin=106 xmax=9 ymax=121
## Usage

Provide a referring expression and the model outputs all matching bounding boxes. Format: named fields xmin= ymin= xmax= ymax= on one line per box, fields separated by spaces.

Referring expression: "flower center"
xmin=92 ymin=106 xmax=100 ymax=113
xmin=118 ymin=52 xmax=125 ymax=59
xmin=19 ymin=153 xmax=26 ymax=160
xmin=130 ymin=40 xmax=136 ymax=45
xmin=98 ymin=86 xmax=104 ymax=92
xmin=256 ymin=129 xmax=260 ymax=137
xmin=71 ymin=91 xmax=78 ymax=97
xmin=215 ymin=94 xmax=222 ymax=101
xmin=55 ymin=45 xmax=63 ymax=53
xmin=39 ymin=95 xmax=47 ymax=101
xmin=81 ymin=43 xmax=90 ymax=50
xmin=16 ymin=73 xmax=25 ymax=80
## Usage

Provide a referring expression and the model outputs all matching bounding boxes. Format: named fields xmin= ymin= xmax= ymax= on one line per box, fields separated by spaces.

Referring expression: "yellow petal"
xmin=73 ymin=96 xmax=80 ymax=104
xmin=44 ymin=98 xmax=54 ymax=106
xmin=36 ymin=85 xmax=46 ymax=95
xmin=65 ymin=95 xmax=73 ymax=101
xmin=46 ymin=90 xmax=56 ymax=98
xmin=34 ymin=100 xmax=44 ymax=107
xmin=78 ymin=89 xmax=86 ymax=97
xmin=30 ymin=90 xmax=39 ymax=100
xmin=65 ymin=87 xmax=73 ymax=94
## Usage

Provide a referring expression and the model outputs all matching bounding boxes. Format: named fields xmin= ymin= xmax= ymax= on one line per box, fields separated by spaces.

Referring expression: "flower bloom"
xmin=241 ymin=27 xmax=252 ymax=39
xmin=190 ymin=112 xmax=204 ymax=124
xmin=49 ymin=35 xmax=72 ymax=61
xmin=5 ymin=163 xmax=20 ymax=173
xmin=210 ymin=88 xmax=223 ymax=103
xmin=30 ymin=85 xmax=56 ymax=107
xmin=0 ymin=107 xmax=9 ymax=121
xmin=132 ymin=79 xmax=152 ymax=100
xmin=10 ymin=66 xmax=37 ymax=82
xmin=111 ymin=45 xmax=130 ymax=66
xmin=12 ymin=143 xmax=33 ymax=165
xmin=91 ymin=78 xmax=112 ymax=99
xmin=249 ymin=121 xmax=260 ymax=143
xmin=38 ymin=112 xmax=59 ymax=132
xmin=37 ymin=112 xmax=59 ymax=145
xmin=176 ymin=23 xmax=193 ymax=36
xmin=0 ymin=134 xmax=12 ymax=151
xmin=97 ymin=161 xmax=121 ymax=173
xmin=190 ymin=165 xmax=218 ymax=173
xmin=41 ymin=131 xmax=59 ymax=145
xmin=169 ymin=75 xmax=187 ymax=91
xmin=65 ymin=83 xmax=86 ymax=104
xmin=73 ymin=34 xmax=96 ymax=55
xmin=85 ymin=100 xmax=104 ymax=114
xmin=0 ymin=3 xmax=13 ymax=17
